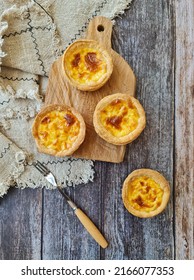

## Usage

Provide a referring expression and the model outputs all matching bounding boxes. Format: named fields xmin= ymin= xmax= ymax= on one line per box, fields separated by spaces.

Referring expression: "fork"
xmin=33 ymin=160 xmax=108 ymax=248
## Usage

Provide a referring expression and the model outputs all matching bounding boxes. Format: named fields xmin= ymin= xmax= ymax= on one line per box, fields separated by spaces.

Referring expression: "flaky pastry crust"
xmin=32 ymin=104 xmax=86 ymax=157
xmin=93 ymin=93 xmax=146 ymax=145
xmin=62 ymin=39 xmax=113 ymax=91
xmin=122 ymin=169 xmax=170 ymax=218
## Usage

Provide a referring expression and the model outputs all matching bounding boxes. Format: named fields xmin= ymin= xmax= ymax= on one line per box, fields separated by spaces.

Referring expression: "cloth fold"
xmin=0 ymin=0 xmax=62 ymax=76
xmin=0 ymin=0 xmax=133 ymax=197
xmin=0 ymin=131 xmax=26 ymax=197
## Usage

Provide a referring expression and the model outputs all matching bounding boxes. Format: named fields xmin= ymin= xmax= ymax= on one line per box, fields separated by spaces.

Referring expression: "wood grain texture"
xmin=174 ymin=0 xmax=194 ymax=260
xmin=102 ymin=0 xmax=175 ymax=260
xmin=0 ymin=188 xmax=42 ymax=259
xmin=45 ymin=16 xmax=136 ymax=163
xmin=74 ymin=208 xmax=108 ymax=248
xmin=0 ymin=0 xmax=193 ymax=261
xmin=42 ymin=185 xmax=102 ymax=260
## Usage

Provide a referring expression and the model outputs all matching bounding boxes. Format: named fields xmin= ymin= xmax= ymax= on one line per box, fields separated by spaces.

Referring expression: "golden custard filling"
xmin=37 ymin=110 xmax=80 ymax=151
xmin=100 ymin=98 xmax=140 ymax=137
xmin=127 ymin=176 xmax=164 ymax=212
xmin=65 ymin=47 xmax=107 ymax=84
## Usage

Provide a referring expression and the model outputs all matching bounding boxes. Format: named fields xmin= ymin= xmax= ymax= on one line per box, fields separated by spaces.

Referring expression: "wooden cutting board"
xmin=45 ymin=16 xmax=136 ymax=163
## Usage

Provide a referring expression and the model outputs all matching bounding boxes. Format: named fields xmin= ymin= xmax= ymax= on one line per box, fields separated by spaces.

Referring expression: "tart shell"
xmin=32 ymin=104 xmax=86 ymax=157
xmin=122 ymin=169 xmax=170 ymax=218
xmin=93 ymin=93 xmax=146 ymax=145
xmin=62 ymin=39 xmax=113 ymax=91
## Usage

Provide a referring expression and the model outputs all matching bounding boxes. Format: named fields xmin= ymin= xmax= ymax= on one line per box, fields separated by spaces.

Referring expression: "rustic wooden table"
xmin=0 ymin=0 xmax=193 ymax=260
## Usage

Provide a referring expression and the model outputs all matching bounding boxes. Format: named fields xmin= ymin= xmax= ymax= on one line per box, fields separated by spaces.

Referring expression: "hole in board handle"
xmin=97 ymin=25 xmax=104 ymax=32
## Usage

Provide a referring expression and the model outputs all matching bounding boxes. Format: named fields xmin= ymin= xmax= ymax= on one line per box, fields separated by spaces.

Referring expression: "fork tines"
xmin=33 ymin=160 xmax=50 ymax=176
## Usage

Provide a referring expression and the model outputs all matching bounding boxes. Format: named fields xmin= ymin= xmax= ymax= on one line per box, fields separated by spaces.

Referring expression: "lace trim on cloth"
xmin=17 ymin=158 xmax=95 ymax=190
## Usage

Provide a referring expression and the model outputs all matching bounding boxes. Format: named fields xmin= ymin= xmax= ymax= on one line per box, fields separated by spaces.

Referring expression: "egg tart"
xmin=62 ymin=39 xmax=113 ymax=91
xmin=32 ymin=104 xmax=86 ymax=157
xmin=93 ymin=93 xmax=146 ymax=145
xmin=122 ymin=169 xmax=170 ymax=218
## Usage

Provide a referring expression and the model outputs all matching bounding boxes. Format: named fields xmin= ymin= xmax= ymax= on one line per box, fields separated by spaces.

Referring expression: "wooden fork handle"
xmin=74 ymin=208 xmax=108 ymax=249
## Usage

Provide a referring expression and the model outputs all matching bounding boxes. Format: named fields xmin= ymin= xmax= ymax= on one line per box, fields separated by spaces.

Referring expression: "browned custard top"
xmin=100 ymin=98 xmax=140 ymax=137
xmin=127 ymin=176 xmax=164 ymax=212
xmin=65 ymin=47 xmax=107 ymax=84
xmin=37 ymin=110 xmax=80 ymax=151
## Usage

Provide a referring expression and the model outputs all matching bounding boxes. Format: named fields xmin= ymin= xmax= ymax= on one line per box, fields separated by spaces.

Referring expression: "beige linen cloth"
xmin=0 ymin=0 xmax=132 ymax=197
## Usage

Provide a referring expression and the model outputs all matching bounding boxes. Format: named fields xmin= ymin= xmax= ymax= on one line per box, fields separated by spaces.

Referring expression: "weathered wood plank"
xmin=0 ymin=188 xmax=42 ymax=260
xmin=2 ymin=0 xmax=189 ymax=260
xmin=174 ymin=0 xmax=194 ymax=260
xmin=102 ymin=0 xmax=175 ymax=259
xmin=42 ymin=181 xmax=102 ymax=259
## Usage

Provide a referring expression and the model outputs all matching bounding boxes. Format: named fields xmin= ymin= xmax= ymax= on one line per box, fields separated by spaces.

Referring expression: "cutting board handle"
xmin=86 ymin=16 xmax=112 ymax=50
